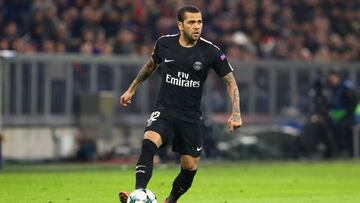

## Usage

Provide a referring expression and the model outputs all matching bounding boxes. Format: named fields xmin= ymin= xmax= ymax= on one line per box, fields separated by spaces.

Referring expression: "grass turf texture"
xmin=0 ymin=161 xmax=360 ymax=203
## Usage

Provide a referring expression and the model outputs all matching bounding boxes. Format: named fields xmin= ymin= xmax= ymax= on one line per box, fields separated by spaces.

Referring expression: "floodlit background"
xmin=0 ymin=0 xmax=360 ymax=164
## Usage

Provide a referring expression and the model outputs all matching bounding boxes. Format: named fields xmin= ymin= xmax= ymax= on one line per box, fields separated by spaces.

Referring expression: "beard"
xmin=183 ymin=30 xmax=199 ymax=43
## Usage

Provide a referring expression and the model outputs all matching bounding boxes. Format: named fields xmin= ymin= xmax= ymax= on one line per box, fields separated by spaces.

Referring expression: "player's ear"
xmin=177 ymin=21 xmax=183 ymax=31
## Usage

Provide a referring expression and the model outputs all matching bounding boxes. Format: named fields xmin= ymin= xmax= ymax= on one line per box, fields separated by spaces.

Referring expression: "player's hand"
xmin=120 ymin=90 xmax=134 ymax=107
xmin=227 ymin=113 xmax=242 ymax=132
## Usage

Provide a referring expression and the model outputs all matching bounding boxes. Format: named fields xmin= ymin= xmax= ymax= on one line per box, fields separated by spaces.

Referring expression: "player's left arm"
xmin=223 ymin=72 xmax=242 ymax=132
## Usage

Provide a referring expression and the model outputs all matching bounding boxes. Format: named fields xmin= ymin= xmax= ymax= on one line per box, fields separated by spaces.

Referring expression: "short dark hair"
xmin=177 ymin=5 xmax=201 ymax=22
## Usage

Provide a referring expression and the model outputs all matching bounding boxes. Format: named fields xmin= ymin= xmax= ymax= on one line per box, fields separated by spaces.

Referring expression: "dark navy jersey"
xmin=151 ymin=34 xmax=233 ymax=122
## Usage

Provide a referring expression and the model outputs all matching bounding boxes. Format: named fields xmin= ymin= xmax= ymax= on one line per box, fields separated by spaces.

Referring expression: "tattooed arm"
xmin=120 ymin=58 xmax=158 ymax=106
xmin=223 ymin=72 xmax=242 ymax=132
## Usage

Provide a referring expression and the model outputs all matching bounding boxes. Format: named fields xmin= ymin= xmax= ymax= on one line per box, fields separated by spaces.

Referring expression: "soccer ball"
xmin=127 ymin=189 xmax=157 ymax=203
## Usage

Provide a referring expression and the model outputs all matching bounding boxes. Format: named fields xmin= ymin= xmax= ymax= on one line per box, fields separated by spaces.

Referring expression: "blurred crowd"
xmin=0 ymin=0 xmax=359 ymax=62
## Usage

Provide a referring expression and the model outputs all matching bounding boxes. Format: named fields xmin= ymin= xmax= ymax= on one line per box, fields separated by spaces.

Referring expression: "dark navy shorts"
xmin=144 ymin=109 xmax=202 ymax=157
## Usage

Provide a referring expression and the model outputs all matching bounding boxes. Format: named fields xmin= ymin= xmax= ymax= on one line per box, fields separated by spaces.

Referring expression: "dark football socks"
xmin=135 ymin=139 xmax=158 ymax=189
xmin=166 ymin=168 xmax=197 ymax=203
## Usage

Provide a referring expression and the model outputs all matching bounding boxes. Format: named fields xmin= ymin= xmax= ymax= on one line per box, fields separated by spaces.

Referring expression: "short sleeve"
xmin=211 ymin=49 xmax=233 ymax=77
xmin=151 ymin=38 xmax=162 ymax=64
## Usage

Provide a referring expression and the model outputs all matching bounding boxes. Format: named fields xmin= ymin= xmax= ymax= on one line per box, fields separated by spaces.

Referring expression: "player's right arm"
xmin=120 ymin=57 xmax=158 ymax=107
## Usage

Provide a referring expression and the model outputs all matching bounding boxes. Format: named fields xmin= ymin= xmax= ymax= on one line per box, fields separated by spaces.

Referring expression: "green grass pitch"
xmin=1 ymin=161 xmax=360 ymax=203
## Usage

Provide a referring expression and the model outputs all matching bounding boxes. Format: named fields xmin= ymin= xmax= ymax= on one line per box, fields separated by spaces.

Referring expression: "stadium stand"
xmin=0 ymin=0 xmax=359 ymax=61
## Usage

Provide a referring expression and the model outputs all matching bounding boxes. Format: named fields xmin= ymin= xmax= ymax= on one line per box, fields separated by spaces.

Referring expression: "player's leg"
xmin=119 ymin=131 xmax=162 ymax=203
xmin=166 ymin=155 xmax=199 ymax=203
xmin=119 ymin=131 xmax=161 ymax=203
xmin=166 ymin=120 xmax=202 ymax=203
xmin=120 ymin=109 xmax=174 ymax=203
xmin=135 ymin=110 xmax=173 ymax=190
xmin=135 ymin=131 xmax=162 ymax=189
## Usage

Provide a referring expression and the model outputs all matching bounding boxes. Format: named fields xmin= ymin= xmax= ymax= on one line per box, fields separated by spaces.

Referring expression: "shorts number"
xmin=147 ymin=111 xmax=160 ymax=126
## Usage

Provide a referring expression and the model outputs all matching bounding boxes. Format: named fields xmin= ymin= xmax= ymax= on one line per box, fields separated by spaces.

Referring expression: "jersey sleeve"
xmin=211 ymin=48 xmax=233 ymax=77
xmin=151 ymin=38 xmax=162 ymax=64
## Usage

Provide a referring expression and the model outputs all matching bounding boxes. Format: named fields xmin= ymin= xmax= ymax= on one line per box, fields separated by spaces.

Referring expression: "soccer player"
xmin=119 ymin=5 xmax=242 ymax=203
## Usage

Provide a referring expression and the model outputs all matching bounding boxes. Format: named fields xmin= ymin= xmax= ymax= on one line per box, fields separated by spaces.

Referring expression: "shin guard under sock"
xmin=135 ymin=139 xmax=158 ymax=189
xmin=167 ymin=168 xmax=197 ymax=203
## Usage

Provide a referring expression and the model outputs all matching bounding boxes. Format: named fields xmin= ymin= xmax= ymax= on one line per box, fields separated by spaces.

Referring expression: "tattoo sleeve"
xmin=223 ymin=73 xmax=241 ymax=115
xmin=128 ymin=58 xmax=158 ymax=92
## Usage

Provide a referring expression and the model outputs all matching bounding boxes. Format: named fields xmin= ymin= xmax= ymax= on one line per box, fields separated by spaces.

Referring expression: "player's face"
xmin=178 ymin=12 xmax=203 ymax=42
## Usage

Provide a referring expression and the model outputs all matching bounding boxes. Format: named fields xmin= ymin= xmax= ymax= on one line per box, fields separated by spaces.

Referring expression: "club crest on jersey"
xmin=193 ymin=61 xmax=203 ymax=71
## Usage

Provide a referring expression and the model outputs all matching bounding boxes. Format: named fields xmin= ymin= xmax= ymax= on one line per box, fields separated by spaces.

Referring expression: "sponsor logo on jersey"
xmin=193 ymin=61 xmax=203 ymax=71
xmin=164 ymin=58 xmax=174 ymax=63
xmin=165 ymin=71 xmax=200 ymax=88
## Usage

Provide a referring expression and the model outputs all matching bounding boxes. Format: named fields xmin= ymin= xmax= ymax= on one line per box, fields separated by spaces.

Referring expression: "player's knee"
xmin=180 ymin=155 xmax=200 ymax=170
xmin=182 ymin=164 xmax=196 ymax=171
xmin=144 ymin=131 xmax=162 ymax=148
